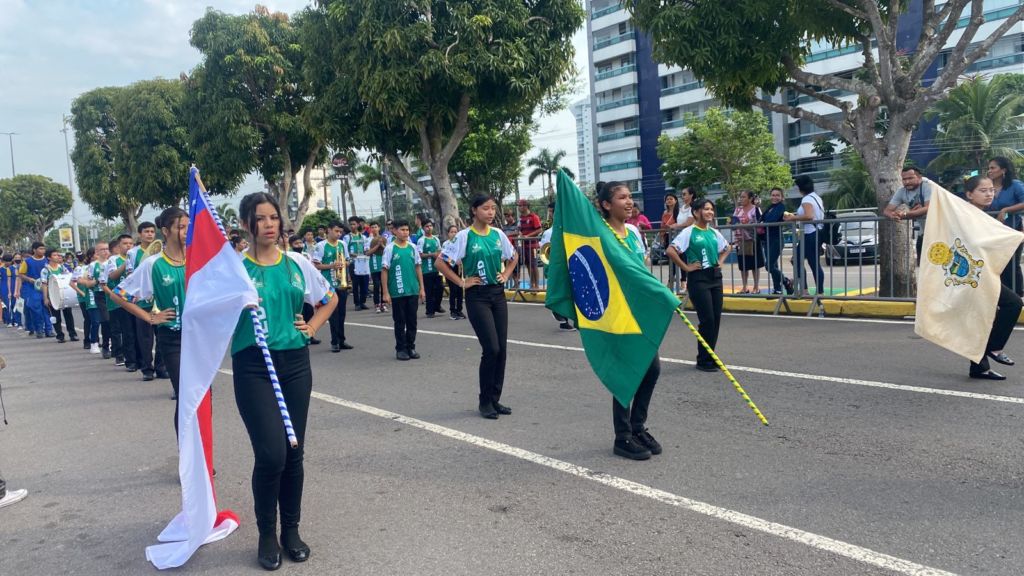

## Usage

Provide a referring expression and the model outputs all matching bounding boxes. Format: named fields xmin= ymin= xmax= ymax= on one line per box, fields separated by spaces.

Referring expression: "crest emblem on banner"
xmin=928 ymin=239 xmax=983 ymax=288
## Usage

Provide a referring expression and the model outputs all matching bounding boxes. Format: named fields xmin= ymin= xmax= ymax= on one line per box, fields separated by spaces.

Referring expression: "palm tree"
xmin=217 ymin=203 xmax=239 ymax=230
xmin=926 ymin=75 xmax=1024 ymax=179
xmin=825 ymin=148 xmax=876 ymax=210
xmin=527 ymin=148 xmax=575 ymax=198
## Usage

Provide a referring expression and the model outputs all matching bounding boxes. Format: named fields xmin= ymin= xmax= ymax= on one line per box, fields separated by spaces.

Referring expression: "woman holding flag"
xmin=667 ymin=198 xmax=731 ymax=372
xmin=234 ymin=192 xmax=336 ymax=570
xmin=597 ymin=181 xmax=665 ymax=461
xmin=963 ymin=175 xmax=1022 ymax=380
xmin=437 ymin=195 xmax=518 ymax=420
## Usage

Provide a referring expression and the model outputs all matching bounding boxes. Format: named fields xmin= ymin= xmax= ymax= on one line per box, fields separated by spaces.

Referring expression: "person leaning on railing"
xmin=882 ymin=166 xmax=932 ymax=264
xmin=760 ymin=187 xmax=793 ymax=295
xmin=783 ymin=175 xmax=826 ymax=295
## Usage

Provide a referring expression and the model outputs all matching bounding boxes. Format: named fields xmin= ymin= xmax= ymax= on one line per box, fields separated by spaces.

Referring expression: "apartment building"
xmin=582 ymin=0 xmax=1024 ymax=217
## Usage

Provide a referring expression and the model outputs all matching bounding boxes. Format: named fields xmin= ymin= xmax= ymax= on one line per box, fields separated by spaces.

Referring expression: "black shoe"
xmin=396 ymin=349 xmax=410 ymax=361
xmin=987 ymin=351 xmax=1015 ymax=366
xmin=426 ymin=312 xmax=435 ymax=318
xmin=634 ymin=429 xmax=663 ymax=455
xmin=436 ymin=307 xmax=446 ymax=314
xmin=783 ymin=277 xmax=794 ymax=295
xmin=115 ymin=358 xmax=126 ymax=366
xmin=494 ymin=402 xmax=511 ymax=415
xmin=83 ymin=341 xmax=91 ymax=350
xmin=56 ymin=338 xmax=65 ymax=343
xmin=331 ymin=343 xmax=341 ymax=353
xmin=281 ymin=528 xmax=310 ymax=563
xmin=338 ymin=342 xmax=353 ymax=350
xmin=70 ymin=335 xmax=78 ymax=342
xmin=357 ymin=304 xmax=370 ymax=311
xmin=157 ymin=371 xmax=170 ymax=379
xmin=45 ymin=332 xmax=55 ymax=338
xmin=479 ymin=402 xmax=498 ymax=419
xmin=695 ymin=363 xmax=718 ymax=372
xmin=258 ymin=534 xmax=282 ymax=571
xmin=102 ymin=350 xmax=111 ymax=359
xmin=970 ymin=370 xmax=1006 ymax=381
xmin=143 ymin=372 xmax=155 ymax=382
xmin=613 ymin=437 xmax=651 ymax=460
xmin=309 ymin=337 xmax=321 ymax=345
xmin=170 ymin=391 xmax=177 ymax=400
xmin=408 ymin=348 xmax=421 ymax=359
xmin=558 ymin=322 xmax=576 ymax=331
xmin=36 ymin=333 xmax=44 ymax=339
xmin=126 ymin=365 xmax=138 ymax=372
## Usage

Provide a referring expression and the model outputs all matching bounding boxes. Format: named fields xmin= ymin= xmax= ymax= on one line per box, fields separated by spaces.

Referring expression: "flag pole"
xmin=192 ymin=168 xmax=300 ymax=448
xmin=673 ymin=308 xmax=768 ymax=426
xmin=596 ymin=214 xmax=768 ymax=426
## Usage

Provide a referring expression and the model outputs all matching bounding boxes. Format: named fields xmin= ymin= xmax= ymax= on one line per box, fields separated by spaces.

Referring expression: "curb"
xmin=504 ymin=290 xmax=918 ymax=319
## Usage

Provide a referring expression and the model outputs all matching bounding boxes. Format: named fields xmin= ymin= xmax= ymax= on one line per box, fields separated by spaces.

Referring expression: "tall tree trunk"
xmin=347 ymin=178 xmax=358 ymax=218
xmin=294 ymin=145 xmax=323 ymax=230
xmin=429 ymin=166 xmax=460 ymax=229
xmin=865 ymin=127 xmax=915 ymax=298
xmin=276 ymin=142 xmax=296 ymax=231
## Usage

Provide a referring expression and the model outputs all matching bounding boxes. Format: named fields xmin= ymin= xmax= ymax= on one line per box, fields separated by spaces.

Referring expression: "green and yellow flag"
xmin=545 ymin=171 xmax=682 ymax=407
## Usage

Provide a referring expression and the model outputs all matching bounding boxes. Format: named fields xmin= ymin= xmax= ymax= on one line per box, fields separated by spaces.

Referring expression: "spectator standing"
xmin=988 ymin=156 xmax=1024 ymax=295
xmin=760 ymin=187 xmax=792 ymax=294
xmin=417 ymin=220 xmax=445 ymax=317
xmin=518 ymin=199 xmax=543 ymax=289
xmin=627 ymin=204 xmax=652 ymax=231
xmin=732 ymin=190 xmax=764 ymax=294
xmin=882 ymin=166 xmax=933 ymax=263
xmin=784 ymin=176 xmax=826 ymax=295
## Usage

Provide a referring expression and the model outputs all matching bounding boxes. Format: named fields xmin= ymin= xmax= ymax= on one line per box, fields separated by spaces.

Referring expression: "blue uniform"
xmin=0 ymin=265 xmax=16 ymax=325
xmin=18 ymin=257 xmax=53 ymax=335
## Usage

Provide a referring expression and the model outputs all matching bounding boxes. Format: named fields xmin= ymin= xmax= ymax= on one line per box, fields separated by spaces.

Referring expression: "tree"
xmin=70 ymin=79 xmax=198 ymax=231
xmin=301 ymin=0 xmax=583 ymax=229
xmin=299 ymin=209 xmax=341 ymax=235
xmin=657 ymin=108 xmax=792 ymax=201
xmin=526 ymin=148 xmax=575 ymax=199
xmin=217 ymin=203 xmax=240 ymax=231
xmin=925 ymin=74 xmax=1024 ymax=180
xmin=627 ymin=0 xmax=1024 ymax=296
xmin=0 ymin=175 xmax=73 ymax=242
xmin=452 ymin=110 xmax=535 ymax=206
xmin=825 ymin=148 xmax=877 ymax=210
xmin=184 ymin=6 xmax=326 ymax=230
xmin=812 ymin=137 xmax=838 ymax=158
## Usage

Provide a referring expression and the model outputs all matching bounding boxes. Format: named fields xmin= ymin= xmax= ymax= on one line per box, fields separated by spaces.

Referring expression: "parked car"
xmin=825 ymin=211 xmax=879 ymax=265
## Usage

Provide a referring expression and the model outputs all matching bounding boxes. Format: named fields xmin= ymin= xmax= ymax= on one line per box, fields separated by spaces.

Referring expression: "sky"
xmin=0 ymin=0 xmax=588 ymax=227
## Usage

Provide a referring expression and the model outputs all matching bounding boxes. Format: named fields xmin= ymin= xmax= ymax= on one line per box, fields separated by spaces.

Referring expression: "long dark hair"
xmin=664 ymin=192 xmax=680 ymax=220
xmin=964 ymin=175 xmax=989 ymax=193
xmin=597 ymin=181 xmax=629 ymax=219
xmin=469 ymin=194 xmax=496 ymax=223
xmin=239 ymin=192 xmax=284 ymax=261
xmin=691 ymin=198 xmax=715 ymax=225
xmin=83 ymin=247 xmax=96 ymax=265
xmin=990 ymin=156 xmax=1018 ymax=186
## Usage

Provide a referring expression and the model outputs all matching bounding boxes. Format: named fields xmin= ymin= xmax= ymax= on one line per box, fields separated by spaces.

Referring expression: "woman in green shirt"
xmin=668 ymin=198 xmax=731 ymax=373
xmin=437 ymin=195 xmax=518 ymax=419
xmin=598 ymin=181 xmax=663 ymax=461
xmin=234 ymin=193 xmax=337 ymax=570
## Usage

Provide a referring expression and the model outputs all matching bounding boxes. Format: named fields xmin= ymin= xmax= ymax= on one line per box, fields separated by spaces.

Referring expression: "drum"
xmin=47 ymin=273 xmax=78 ymax=310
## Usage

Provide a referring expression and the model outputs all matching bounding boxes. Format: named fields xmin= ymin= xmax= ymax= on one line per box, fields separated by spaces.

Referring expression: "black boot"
xmin=257 ymin=533 xmax=281 ymax=571
xmin=281 ymin=526 xmax=310 ymax=562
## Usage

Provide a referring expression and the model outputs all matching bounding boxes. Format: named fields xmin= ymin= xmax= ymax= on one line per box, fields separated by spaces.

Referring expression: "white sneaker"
xmin=0 ymin=488 xmax=28 ymax=509
xmin=89 ymin=343 xmax=101 ymax=354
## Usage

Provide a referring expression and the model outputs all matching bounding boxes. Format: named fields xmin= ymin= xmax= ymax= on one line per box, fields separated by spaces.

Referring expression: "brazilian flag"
xmin=545 ymin=171 xmax=682 ymax=408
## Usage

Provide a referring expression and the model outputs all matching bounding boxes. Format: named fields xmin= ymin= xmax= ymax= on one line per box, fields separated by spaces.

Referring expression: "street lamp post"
xmin=0 ymin=132 xmax=16 ymax=177
xmin=61 ymin=115 xmax=82 ymax=251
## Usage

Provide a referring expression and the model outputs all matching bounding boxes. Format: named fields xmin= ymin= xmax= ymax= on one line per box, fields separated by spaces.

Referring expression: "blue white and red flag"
xmin=146 ymin=167 xmax=258 ymax=569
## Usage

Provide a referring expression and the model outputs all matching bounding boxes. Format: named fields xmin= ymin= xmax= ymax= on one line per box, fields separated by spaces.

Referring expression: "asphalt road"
xmin=1 ymin=302 xmax=1022 ymax=575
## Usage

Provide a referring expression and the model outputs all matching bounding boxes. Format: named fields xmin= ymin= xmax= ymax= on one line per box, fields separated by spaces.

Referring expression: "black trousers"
xmin=423 ymin=273 xmax=443 ymax=314
xmin=135 ymin=315 xmax=165 ymax=375
xmin=688 ymin=267 xmax=724 ymax=367
xmin=1001 ymin=244 xmax=1023 ymax=297
xmin=448 ymin=266 xmax=463 ymax=314
xmin=371 ymin=272 xmax=383 ymax=306
xmin=612 ymin=357 xmax=660 ymax=439
xmin=970 ymin=283 xmax=1022 ymax=375
xmin=352 ymin=274 xmax=370 ymax=306
xmin=465 ymin=284 xmax=508 ymax=407
xmin=94 ymin=292 xmax=111 ymax=352
xmin=328 ymin=290 xmax=349 ymax=345
xmin=232 ymin=345 xmax=312 ymax=535
xmin=110 ymin=308 xmax=137 ymax=366
xmin=156 ymin=328 xmax=182 ymax=435
xmin=391 ymin=295 xmax=418 ymax=351
xmin=48 ymin=304 xmax=77 ymax=340
xmin=78 ymin=301 xmax=93 ymax=345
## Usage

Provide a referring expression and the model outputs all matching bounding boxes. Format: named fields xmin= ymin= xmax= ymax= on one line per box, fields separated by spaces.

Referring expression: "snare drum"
xmin=47 ymin=274 xmax=78 ymax=310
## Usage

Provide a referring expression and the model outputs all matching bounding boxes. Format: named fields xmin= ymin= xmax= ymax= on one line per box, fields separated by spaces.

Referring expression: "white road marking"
xmin=347 ymin=321 xmax=1024 ymax=406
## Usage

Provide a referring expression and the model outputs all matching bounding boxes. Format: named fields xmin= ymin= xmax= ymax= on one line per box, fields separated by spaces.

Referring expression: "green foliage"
xmin=824 ymin=148 xmax=876 ymax=210
xmin=217 ymin=203 xmax=240 ymax=230
xmin=925 ymin=75 xmax=1024 ymax=180
xmin=526 ymin=148 xmax=575 ymax=198
xmin=452 ymin=110 xmax=535 ymax=205
xmin=70 ymin=79 xmax=196 ymax=230
xmin=0 ymin=175 xmax=73 ymax=242
xmin=184 ymin=6 xmax=325 ymax=227
xmin=657 ymin=108 xmax=792 ymax=201
xmin=811 ymin=137 xmax=837 ymax=158
xmin=302 ymin=0 xmax=584 ymax=226
xmin=299 ymin=209 xmax=341 ymax=235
